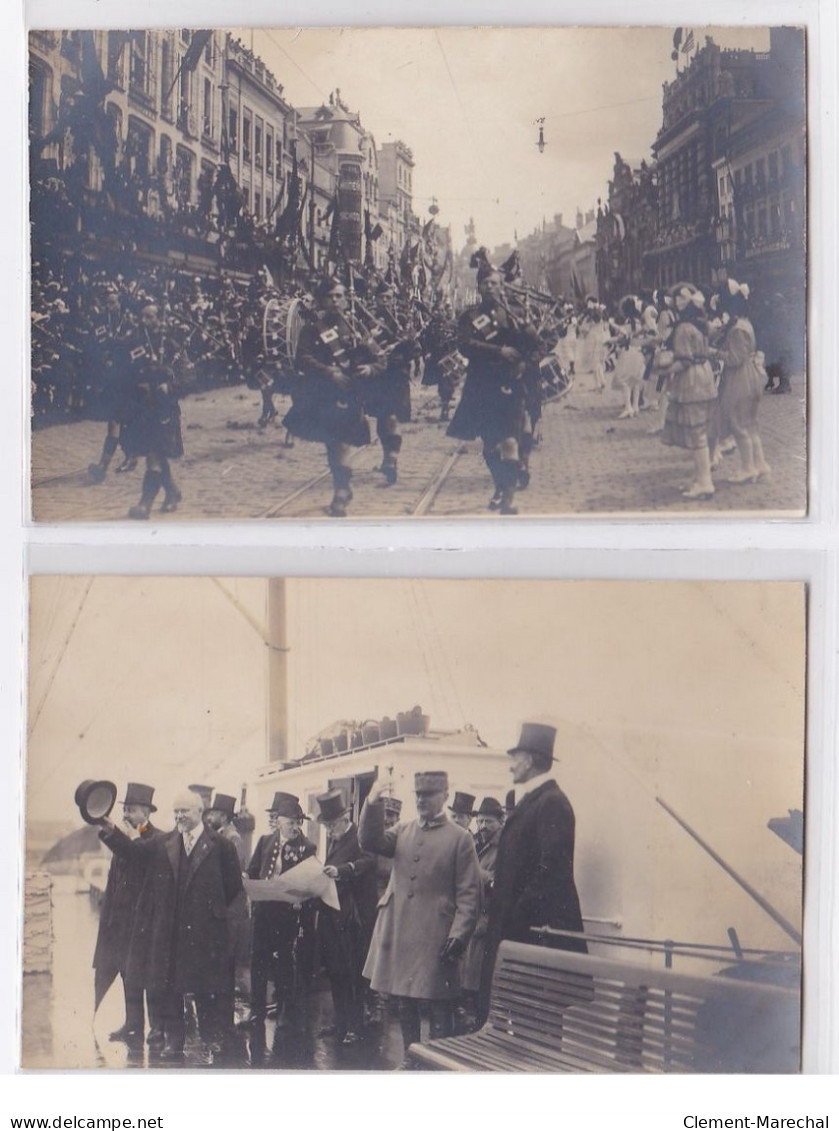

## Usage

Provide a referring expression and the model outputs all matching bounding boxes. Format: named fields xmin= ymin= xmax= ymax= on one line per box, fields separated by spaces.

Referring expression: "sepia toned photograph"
xmin=29 ymin=26 xmax=806 ymax=522
xmin=23 ymin=577 xmax=805 ymax=1071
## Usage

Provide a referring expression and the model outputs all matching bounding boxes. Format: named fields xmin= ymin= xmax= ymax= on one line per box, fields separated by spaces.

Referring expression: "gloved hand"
xmin=440 ymin=937 xmax=465 ymax=965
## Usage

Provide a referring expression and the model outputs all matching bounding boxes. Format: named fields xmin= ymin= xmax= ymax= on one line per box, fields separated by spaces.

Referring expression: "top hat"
xmin=120 ymin=782 xmax=156 ymax=813
xmin=207 ymin=792 xmax=236 ymax=820
xmin=74 ymin=779 xmax=117 ymax=825
xmin=414 ymin=771 xmax=448 ymax=793
xmin=188 ymin=783 xmax=215 ymax=808
xmin=267 ymin=791 xmax=305 ymax=820
xmin=315 ymin=788 xmax=349 ymax=824
xmin=448 ymin=791 xmax=475 ymax=816
xmin=507 ymin=722 xmax=556 ymax=769
xmin=473 ymin=796 xmax=505 ymax=820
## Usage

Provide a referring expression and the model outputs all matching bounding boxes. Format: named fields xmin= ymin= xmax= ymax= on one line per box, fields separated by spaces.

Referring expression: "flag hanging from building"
xmin=681 ymin=29 xmax=695 ymax=55
xmin=671 ymin=28 xmax=682 ymax=61
xmin=182 ymin=30 xmax=213 ymax=73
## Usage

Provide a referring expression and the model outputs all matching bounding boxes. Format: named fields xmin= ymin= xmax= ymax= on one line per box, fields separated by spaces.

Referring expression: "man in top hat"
xmin=241 ymin=792 xmax=317 ymax=1030
xmin=95 ymin=782 xmax=160 ymax=1048
xmin=448 ymin=791 xmax=476 ymax=830
xmin=460 ymin=797 xmax=505 ymax=1027
xmin=359 ymin=771 xmax=481 ymax=1064
xmin=205 ymin=793 xmax=247 ymax=868
xmin=479 ymin=723 xmax=586 ymax=1022
xmin=104 ymin=789 xmax=243 ymax=1061
xmin=315 ymin=788 xmax=378 ymax=1045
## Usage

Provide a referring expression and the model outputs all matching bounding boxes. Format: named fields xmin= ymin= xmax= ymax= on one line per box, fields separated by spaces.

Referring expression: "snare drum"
xmin=539 ymin=353 xmax=573 ymax=398
xmin=263 ymin=296 xmax=307 ymax=370
xmin=438 ymin=350 xmax=467 ymax=381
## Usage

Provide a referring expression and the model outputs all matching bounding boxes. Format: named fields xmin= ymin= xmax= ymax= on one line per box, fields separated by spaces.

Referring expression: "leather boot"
xmin=129 ymin=470 xmax=163 ymax=520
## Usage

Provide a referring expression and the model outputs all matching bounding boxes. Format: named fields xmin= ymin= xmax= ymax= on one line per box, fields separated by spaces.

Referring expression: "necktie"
xmin=184 ymin=832 xmax=194 ymax=856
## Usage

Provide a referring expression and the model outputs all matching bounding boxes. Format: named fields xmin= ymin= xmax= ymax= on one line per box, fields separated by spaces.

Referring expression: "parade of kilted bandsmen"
xmin=89 ymin=722 xmax=585 ymax=1068
xmin=33 ymin=239 xmax=787 ymax=518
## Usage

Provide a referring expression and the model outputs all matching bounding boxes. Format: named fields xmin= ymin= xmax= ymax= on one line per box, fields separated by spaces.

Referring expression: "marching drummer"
xmin=282 ymin=276 xmax=386 ymax=517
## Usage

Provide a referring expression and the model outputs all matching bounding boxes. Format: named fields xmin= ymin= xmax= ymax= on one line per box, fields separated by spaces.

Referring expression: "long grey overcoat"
xmin=359 ymin=800 xmax=480 ymax=1001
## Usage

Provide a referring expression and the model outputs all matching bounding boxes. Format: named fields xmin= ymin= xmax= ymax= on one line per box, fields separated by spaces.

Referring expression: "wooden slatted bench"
xmin=409 ymin=941 xmax=800 ymax=1073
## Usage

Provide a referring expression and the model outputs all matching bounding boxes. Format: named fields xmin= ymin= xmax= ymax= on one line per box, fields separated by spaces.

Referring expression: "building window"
xmin=755 ymin=157 xmax=765 ymax=186
xmin=203 ymin=78 xmax=212 ymax=137
xmin=255 ymin=117 xmax=263 ymax=168
xmin=770 ymin=200 xmax=780 ymax=235
xmin=254 ymin=191 xmax=261 ymax=219
xmin=744 ymin=163 xmax=753 ymax=187
xmin=228 ymin=107 xmax=238 ymax=156
xmin=204 ymin=35 xmax=213 ymax=65
xmin=107 ymin=32 xmax=126 ymax=87
xmin=757 ymin=208 xmax=767 ymax=237
xmin=243 ymin=109 xmax=252 ymax=164
xmin=768 ymin=151 xmax=779 ymax=182
xmin=734 ymin=169 xmax=742 ymax=189
xmin=266 ymin=126 xmax=274 ymax=178
xmin=130 ymin=31 xmax=150 ymax=95
xmin=275 ymin=137 xmax=282 ymax=177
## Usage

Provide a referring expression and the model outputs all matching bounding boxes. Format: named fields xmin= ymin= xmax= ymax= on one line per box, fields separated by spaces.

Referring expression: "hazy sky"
xmin=234 ymin=26 xmax=772 ymax=251
xmin=28 ymin=577 xmax=803 ymax=828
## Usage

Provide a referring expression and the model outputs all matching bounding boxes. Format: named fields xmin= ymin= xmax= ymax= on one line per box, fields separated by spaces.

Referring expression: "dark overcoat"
xmin=482 ymin=779 xmax=586 ymax=1001
xmin=94 ymin=821 xmax=159 ymax=976
xmin=461 ymin=826 xmax=501 ymax=993
xmin=318 ymin=823 xmax=378 ymax=971
xmin=118 ymin=826 xmax=243 ymax=996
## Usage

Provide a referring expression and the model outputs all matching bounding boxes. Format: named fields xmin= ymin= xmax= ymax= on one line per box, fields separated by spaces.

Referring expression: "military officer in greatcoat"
xmin=447 ymin=269 xmax=542 ymax=515
xmin=283 ymin=277 xmax=386 ymax=517
xmin=94 ymin=782 xmax=160 ymax=1049
xmin=359 ymin=771 xmax=481 ymax=1066
xmin=241 ymin=792 xmax=317 ymax=1030
xmin=478 ymin=724 xmax=587 ymax=1023
xmin=314 ymin=788 xmax=377 ymax=1045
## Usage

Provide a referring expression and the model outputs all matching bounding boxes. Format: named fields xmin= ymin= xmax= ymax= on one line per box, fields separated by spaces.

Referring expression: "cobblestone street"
xmin=31 ymin=371 xmax=807 ymax=523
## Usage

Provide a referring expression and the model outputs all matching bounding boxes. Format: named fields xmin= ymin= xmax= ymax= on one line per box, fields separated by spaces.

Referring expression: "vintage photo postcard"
xmin=28 ymin=26 xmax=806 ymax=521
xmin=23 ymin=577 xmax=805 ymax=1071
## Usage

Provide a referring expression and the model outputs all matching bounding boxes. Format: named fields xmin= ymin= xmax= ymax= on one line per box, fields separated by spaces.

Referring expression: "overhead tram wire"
xmin=256 ymin=28 xmax=331 ymax=104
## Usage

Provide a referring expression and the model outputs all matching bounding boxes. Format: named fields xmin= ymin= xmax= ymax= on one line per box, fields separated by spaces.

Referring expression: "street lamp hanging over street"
xmin=535 ymin=117 xmax=546 ymax=154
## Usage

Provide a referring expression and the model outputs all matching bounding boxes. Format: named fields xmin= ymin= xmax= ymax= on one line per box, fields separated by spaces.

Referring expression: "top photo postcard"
xmin=28 ymin=26 xmax=807 ymax=522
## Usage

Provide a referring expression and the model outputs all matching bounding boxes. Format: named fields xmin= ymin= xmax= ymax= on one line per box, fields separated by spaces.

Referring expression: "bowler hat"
xmin=188 ymin=783 xmax=215 ymax=808
xmin=414 ymin=771 xmax=448 ymax=793
xmin=448 ymin=791 xmax=475 ymax=816
xmin=473 ymin=796 xmax=504 ymax=820
xmin=508 ymin=722 xmax=556 ymax=769
xmin=120 ymin=782 xmax=156 ymax=813
xmin=74 ymin=779 xmax=117 ymax=825
xmin=207 ymin=792 xmax=236 ymax=820
xmin=267 ymin=791 xmax=305 ymax=820
xmin=315 ymin=788 xmax=348 ymax=823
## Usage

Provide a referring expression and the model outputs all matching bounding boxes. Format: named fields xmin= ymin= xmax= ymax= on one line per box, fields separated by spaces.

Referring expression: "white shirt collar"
xmin=513 ymin=770 xmax=555 ymax=807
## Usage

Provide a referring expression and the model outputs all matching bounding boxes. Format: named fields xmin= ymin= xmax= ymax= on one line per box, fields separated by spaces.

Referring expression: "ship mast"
xmin=267 ymin=578 xmax=290 ymax=763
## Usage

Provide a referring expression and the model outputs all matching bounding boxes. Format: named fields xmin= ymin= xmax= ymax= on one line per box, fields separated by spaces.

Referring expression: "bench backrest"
xmin=487 ymin=942 xmax=800 ymax=1073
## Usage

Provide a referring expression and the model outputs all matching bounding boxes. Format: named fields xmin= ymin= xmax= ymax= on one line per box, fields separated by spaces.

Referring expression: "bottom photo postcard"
xmin=23 ymin=577 xmax=805 ymax=1073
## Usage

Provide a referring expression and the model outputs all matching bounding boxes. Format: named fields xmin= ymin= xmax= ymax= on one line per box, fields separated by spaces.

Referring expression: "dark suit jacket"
xmin=95 ymin=822 xmax=159 ymax=976
xmin=321 ymin=822 xmax=377 ymax=936
xmin=111 ymin=826 xmax=243 ymax=995
xmin=486 ymin=779 xmax=586 ymax=957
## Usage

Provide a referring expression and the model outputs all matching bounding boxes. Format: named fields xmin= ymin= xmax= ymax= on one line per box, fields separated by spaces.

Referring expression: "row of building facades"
xmin=478 ymin=28 xmax=805 ymax=355
xmin=29 ymin=29 xmax=428 ymax=275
